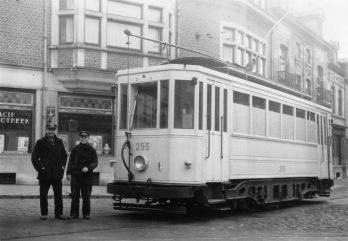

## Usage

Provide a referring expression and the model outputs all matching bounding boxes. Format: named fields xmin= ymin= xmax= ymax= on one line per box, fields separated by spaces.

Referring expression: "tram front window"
xmin=133 ymin=82 xmax=158 ymax=129
xmin=174 ymin=80 xmax=195 ymax=129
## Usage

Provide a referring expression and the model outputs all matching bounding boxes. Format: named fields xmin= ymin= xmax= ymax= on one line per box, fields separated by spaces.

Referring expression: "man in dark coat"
xmin=31 ymin=123 xmax=68 ymax=220
xmin=67 ymin=131 xmax=98 ymax=219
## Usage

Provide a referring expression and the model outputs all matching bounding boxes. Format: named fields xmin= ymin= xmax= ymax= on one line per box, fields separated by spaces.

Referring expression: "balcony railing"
xmin=277 ymin=71 xmax=301 ymax=92
xmin=317 ymin=86 xmax=332 ymax=107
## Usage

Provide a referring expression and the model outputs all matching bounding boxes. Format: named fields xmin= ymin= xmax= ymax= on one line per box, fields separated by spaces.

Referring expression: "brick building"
xmin=0 ymin=0 xmax=347 ymax=184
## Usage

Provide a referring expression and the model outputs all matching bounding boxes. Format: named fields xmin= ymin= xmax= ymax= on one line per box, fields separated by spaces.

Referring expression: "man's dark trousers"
xmin=39 ymin=179 xmax=64 ymax=216
xmin=70 ymin=176 xmax=93 ymax=217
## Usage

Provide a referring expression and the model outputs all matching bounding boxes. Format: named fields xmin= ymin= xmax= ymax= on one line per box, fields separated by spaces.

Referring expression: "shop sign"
xmin=0 ymin=111 xmax=30 ymax=124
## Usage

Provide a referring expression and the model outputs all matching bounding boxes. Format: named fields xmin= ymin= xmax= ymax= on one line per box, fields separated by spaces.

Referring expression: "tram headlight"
xmin=133 ymin=155 xmax=148 ymax=171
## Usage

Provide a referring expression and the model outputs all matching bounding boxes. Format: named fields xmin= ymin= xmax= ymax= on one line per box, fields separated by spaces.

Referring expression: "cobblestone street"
xmin=1 ymin=196 xmax=348 ymax=240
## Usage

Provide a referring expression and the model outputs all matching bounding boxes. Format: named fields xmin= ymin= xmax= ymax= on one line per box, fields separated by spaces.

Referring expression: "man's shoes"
xmin=55 ymin=215 xmax=67 ymax=220
xmin=67 ymin=216 xmax=79 ymax=220
xmin=83 ymin=215 xmax=90 ymax=219
xmin=40 ymin=215 xmax=47 ymax=220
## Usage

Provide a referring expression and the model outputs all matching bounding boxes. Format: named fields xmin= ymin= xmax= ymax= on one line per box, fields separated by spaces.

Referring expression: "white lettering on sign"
xmin=0 ymin=111 xmax=30 ymax=125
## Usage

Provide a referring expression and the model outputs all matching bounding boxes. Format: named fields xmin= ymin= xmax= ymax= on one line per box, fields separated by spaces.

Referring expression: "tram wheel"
xmin=242 ymin=198 xmax=258 ymax=213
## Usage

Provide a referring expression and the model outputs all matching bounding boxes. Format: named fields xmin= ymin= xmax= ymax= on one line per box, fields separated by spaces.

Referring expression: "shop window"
xmin=174 ymin=80 xmax=195 ymax=129
xmin=58 ymin=95 xmax=113 ymax=155
xmin=0 ymin=90 xmax=34 ymax=154
xmin=59 ymin=16 xmax=74 ymax=44
xmin=85 ymin=17 xmax=100 ymax=45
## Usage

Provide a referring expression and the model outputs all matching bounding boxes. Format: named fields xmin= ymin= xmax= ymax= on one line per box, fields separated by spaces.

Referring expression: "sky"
xmin=292 ymin=0 xmax=348 ymax=59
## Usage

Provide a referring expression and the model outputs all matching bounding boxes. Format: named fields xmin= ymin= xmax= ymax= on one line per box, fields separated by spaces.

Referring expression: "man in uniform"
xmin=67 ymin=131 xmax=98 ymax=219
xmin=31 ymin=123 xmax=68 ymax=220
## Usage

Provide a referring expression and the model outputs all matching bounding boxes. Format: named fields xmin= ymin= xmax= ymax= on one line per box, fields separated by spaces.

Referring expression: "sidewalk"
xmin=0 ymin=184 xmax=112 ymax=199
xmin=0 ymin=178 xmax=347 ymax=199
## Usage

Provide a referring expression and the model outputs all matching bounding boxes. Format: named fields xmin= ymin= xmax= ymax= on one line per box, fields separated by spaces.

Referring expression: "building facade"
xmin=0 ymin=0 xmax=347 ymax=184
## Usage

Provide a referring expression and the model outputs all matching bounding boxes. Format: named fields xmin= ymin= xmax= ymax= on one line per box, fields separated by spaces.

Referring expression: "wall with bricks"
xmin=0 ymin=0 xmax=45 ymax=68
xmin=107 ymin=53 xmax=143 ymax=70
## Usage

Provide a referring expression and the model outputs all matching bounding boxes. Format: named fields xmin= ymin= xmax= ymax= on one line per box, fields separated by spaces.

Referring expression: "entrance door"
xmin=205 ymin=80 xmax=229 ymax=182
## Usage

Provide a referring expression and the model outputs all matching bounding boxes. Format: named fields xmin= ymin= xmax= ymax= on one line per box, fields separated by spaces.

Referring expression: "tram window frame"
xmin=207 ymin=85 xmax=212 ymax=130
xmin=199 ymin=82 xmax=203 ymax=130
xmin=282 ymin=104 xmax=294 ymax=140
xmin=252 ymin=96 xmax=266 ymax=136
xmin=233 ymin=91 xmax=250 ymax=134
xmin=317 ymin=115 xmax=321 ymax=144
xmin=323 ymin=117 xmax=327 ymax=145
xmin=215 ymin=86 xmax=220 ymax=131
xmin=223 ymin=89 xmax=228 ymax=132
xmin=120 ymin=84 xmax=128 ymax=130
xmin=269 ymin=100 xmax=281 ymax=138
xmin=160 ymin=80 xmax=169 ymax=129
xmin=174 ymin=80 xmax=195 ymax=129
xmin=307 ymin=111 xmax=316 ymax=143
xmin=296 ymin=108 xmax=306 ymax=142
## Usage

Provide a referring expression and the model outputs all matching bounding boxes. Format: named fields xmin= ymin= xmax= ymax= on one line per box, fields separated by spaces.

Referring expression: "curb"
xmin=0 ymin=195 xmax=113 ymax=199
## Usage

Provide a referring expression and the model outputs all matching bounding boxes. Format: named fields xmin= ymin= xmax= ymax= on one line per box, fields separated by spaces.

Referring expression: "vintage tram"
xmin=107 ymin=34 xmax=334 ymax=214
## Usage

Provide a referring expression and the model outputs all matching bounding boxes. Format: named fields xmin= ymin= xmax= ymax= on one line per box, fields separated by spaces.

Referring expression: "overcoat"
xmin=67 ymin=142 xmax=98 ymax=178
xmin=31 ymin=135 xmax=68 ymax=180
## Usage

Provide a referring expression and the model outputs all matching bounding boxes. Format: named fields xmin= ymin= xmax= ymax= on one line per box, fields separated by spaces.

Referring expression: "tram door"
xmin=205 ymin=80 xmax=229 ymax=182
xmin=318 ymin=113 xmax=331 ymax=179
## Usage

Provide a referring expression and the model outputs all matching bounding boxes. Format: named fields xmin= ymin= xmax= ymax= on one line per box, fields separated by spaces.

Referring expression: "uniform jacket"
xmin=31 ymin=134 xmax=68 ymax=180
xmin=67 ymin=142 xmax=98 ymax=178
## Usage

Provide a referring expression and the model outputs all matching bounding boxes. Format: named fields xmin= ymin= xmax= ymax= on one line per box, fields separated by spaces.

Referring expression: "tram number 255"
xmin=279 ymin=165 xmax=286 ymax=172
xmin=136 ymin=142 xmax=150 ymax=151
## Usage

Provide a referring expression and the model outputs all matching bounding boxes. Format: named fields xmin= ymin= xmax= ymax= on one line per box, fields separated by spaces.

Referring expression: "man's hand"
xmin=81 ymin=167 xmax=88 ymax=173
xmin=67 ymin=174 xmax=71 ymax=181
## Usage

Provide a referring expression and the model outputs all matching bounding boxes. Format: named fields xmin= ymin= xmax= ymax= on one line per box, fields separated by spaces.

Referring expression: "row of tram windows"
xmin=233 ymin=91 xmax=328 ymax=145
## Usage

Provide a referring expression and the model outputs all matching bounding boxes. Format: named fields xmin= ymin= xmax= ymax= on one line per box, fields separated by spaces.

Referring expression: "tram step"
xmin=207 ymin=199 xmax=226 ymax=204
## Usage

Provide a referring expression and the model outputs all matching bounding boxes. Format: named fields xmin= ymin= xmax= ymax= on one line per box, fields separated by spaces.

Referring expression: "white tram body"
xmin=107 ymin=57 xmax=334 ymax=212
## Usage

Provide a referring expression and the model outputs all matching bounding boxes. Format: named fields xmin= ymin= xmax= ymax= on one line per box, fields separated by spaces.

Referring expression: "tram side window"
xmin=296 ymin=108 xmax=305 ymax=142
xmin=317 ymin=115 xmax=321 ymax=144
xmin=174 ymin=80 xmax=195 ymax=129
xmin=252 ymin=96 xmax=266 ymax=136
xmin=323 ymin=117 xmax=327 ymax=145
xmin=269 ymin=101 xmax=281 ymax=138
xmin=223 ymin=89 xmax=228 ymax=132
xmin=120 ymin=84 xmax=128 ymax=130
xmin=160 ymin=80 xmax=169 ymax=129
xmin=307 ymin=111 xmax=316 ymax=143
xmin=199 ymin=82 xmax=203 ymax=130
xmin=207 ymin=85 xmax=212 ymax=130
xmin=233 ymin=91 xmax=250 ymax=134
xmin=282 ymin=104 xmax=294 ymax=140
xmin=215 ymin=86 xmax=220 ymax=131
xmin=133 ymin=83 xmax=157 ymax=129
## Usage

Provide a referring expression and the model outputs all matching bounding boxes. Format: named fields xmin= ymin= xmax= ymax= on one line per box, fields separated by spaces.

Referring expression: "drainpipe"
xmin=42 ymin=0 xmax=48 ymax=137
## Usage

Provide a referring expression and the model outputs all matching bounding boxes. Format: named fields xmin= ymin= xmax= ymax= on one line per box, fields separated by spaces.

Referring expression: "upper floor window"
xmin=107 ymin=21 xmax=141 ymax=50
xmin=149 ymin=7 xmax=162 ymax=23
xmin=148 ymin=27 xmax=161 ymax=53
xmin=108 ymin=1 xmax=142 ymax=19
xmin=59 ymin=16 xmax=74 ymax=44
xmin=338 ymin=89 xmax=343 ymax=116
xmin=317 ymin=65 xmax=323 ymax=82
xmin=60 ymin=0 xmax=74 ymax=10
xmin=280 ymin=44 xmax=288 ymax=72
xmin=305 ymin=48 xmax=311 ymax=64
xmin=305 ymin=79 xmax=311 ymax=95
xmin=331 ymin=86 xmax=335 ymax=114
xmin=86 ymin=0 xmax=100 ymax=12
xmin=296 ymin=42 xmax=302 ymax=59
xmin=221 ymin=23 xmax=266 ymax=76
xmin=85 ymin=17 xmax=100 ymax=45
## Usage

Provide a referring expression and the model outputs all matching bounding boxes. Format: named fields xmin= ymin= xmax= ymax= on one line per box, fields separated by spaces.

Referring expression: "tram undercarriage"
xmin=107 ymin=178 xmax=333 ymax=214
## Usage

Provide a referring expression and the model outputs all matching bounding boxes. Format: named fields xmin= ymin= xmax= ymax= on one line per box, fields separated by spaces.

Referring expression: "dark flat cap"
xmin=79 ymin=131 xmax=90 ymax=136
xmin=46 ymin=123 xmax=57 ymax=129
